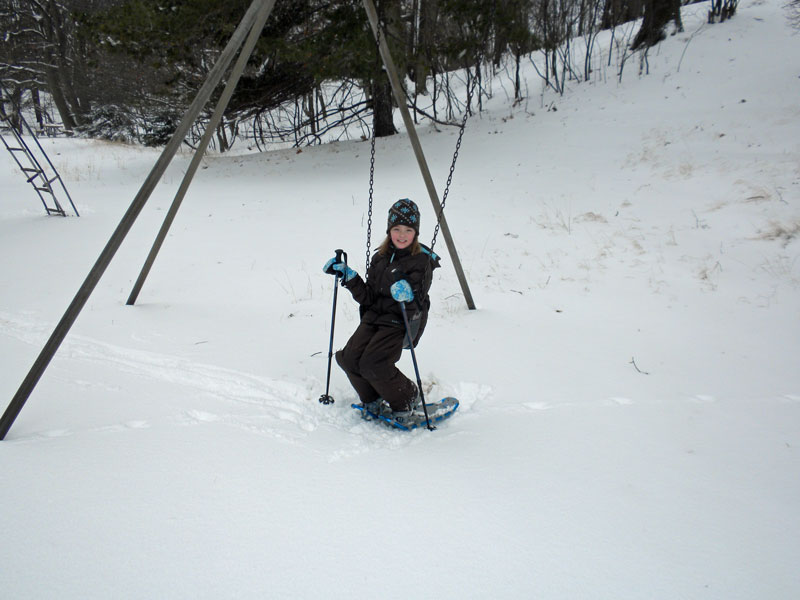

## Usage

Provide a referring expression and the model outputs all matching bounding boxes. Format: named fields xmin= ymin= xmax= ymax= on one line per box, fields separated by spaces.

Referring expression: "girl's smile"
xmin=390 ymin=225 xmax=416 ymax=250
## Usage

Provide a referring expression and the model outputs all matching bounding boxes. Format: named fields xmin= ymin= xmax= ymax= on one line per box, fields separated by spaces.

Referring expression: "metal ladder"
xmin=0 ymin=104 xmax=79 ymax=217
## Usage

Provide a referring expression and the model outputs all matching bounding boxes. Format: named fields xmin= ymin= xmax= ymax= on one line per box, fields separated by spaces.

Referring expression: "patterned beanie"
xmin=387 ymin=198 xmax=420 ymax=234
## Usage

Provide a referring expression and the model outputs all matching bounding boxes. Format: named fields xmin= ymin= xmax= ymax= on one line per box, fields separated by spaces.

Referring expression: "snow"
xmin=1 ymin=1 xmax=799 ymax=597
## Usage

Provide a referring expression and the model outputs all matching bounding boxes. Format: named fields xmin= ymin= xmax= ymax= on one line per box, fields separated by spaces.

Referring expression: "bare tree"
xmin=0 ymin=0 xmax=136 ymax=132
xmin=1 ymin=0 xmax=85 ymax=130
xmin=581 ymin=0 xmax=606 ymax=81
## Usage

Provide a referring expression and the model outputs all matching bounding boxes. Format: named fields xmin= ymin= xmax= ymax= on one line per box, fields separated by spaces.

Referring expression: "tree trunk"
xmin=493 ymin=2 xmax=508 ymax=68
xmin=631 ymin=0 xmax=683 ymax=50
xmin=6 ymin=86 xmax=23 ymax=134
xmin=370 ymin=0 xmax=401 ymax=138
xmin=215 ymin=121 xmax=232 ymax=153
xmin=32 ymin=88 xmax=45 ymax=131
xmin=45 ymin=68 xmax=77 ymax=132
xmin=372 ymin=75 xmax=396 ymax=138
xmin=601 ymin=0 xmax=644 ymax=30
xmin=34 ymin=0 xmax=89 ymax=129
xmin=414 ymin=0 xmax=438 ymax=97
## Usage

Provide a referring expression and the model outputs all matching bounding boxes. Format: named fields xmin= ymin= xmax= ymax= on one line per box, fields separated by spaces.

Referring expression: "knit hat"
xmin=387 ymin=198 xmax=420 ymax=234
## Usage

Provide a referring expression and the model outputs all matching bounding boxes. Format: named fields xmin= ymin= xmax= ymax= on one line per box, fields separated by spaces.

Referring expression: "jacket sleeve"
xmin=342 ymin=254 xmax=381 ymax=308
xmin=342 ymin=274 xmax=371 ymax=306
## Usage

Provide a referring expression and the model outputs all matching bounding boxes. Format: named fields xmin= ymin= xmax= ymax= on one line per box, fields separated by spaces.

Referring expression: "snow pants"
xmin=335 ymin=322 xmax=417 ymax=412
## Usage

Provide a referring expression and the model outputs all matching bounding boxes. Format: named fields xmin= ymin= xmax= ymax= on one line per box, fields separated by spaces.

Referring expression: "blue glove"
xmin=323 ymin=257 xmax=357 ymax=282
xmin=390 ymin=279 xmax=414 ymax=302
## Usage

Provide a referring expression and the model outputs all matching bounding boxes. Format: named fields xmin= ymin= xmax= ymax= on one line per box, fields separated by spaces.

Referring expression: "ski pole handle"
xmin=324 ymin=248 xmax=348 ymax=276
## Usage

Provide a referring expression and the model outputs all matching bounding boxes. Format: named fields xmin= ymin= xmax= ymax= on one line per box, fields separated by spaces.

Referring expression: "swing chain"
xmin=365 ymin=6 xmax=382 ymax=278
xmin=431 ymin=71 xmax=476 ymax=252
xmin=366 ymin=130 xmax=375 ymax=276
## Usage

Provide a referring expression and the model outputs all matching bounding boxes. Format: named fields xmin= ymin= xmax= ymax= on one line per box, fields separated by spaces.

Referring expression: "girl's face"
xmin=390 ymin=225 xmax=416 ymax=250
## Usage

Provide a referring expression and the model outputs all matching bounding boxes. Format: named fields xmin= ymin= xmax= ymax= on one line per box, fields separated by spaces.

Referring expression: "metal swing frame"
xmin=0 ymin=0 xmax=475 ymax=440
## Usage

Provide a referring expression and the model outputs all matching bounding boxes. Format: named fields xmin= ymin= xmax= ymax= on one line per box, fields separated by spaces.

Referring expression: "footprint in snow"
xmin=609 ymin=397 xmax=634 ymax=406
xmin=39 ymin=428 xmax=72 ymax=438
xmin=691 ymin=394 xmax=716 ymax=403
xmin=524 ymin=401 xmax=552 ymax=410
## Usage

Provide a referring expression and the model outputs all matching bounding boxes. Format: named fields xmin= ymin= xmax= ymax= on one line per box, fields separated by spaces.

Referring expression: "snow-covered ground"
xmin=2 ymin=1 xmax=799 ymax=597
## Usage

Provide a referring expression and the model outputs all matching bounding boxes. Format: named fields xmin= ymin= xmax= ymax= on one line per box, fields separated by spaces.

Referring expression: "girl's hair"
xmin=378 ymin=234 xmax=421 ymax=256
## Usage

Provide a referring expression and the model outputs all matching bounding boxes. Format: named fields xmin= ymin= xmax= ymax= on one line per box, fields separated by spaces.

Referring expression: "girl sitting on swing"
xmin=323 ymin=198 xmax=440 ymax=422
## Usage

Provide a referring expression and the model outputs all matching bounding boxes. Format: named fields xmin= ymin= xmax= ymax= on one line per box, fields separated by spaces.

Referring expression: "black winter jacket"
xmin=343 ymin=243 xmax=441 ymax=345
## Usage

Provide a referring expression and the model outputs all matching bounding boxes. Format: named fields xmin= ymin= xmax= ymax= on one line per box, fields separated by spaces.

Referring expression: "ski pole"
xmin=319 ymin=249 xmax=346 ymax=405
xmin=397 ymin=301 xmax=434 ymax=431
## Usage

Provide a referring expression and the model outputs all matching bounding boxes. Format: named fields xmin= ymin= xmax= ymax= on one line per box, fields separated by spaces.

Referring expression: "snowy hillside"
xmin=1 ymin=1 xmax=799 ymax=598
